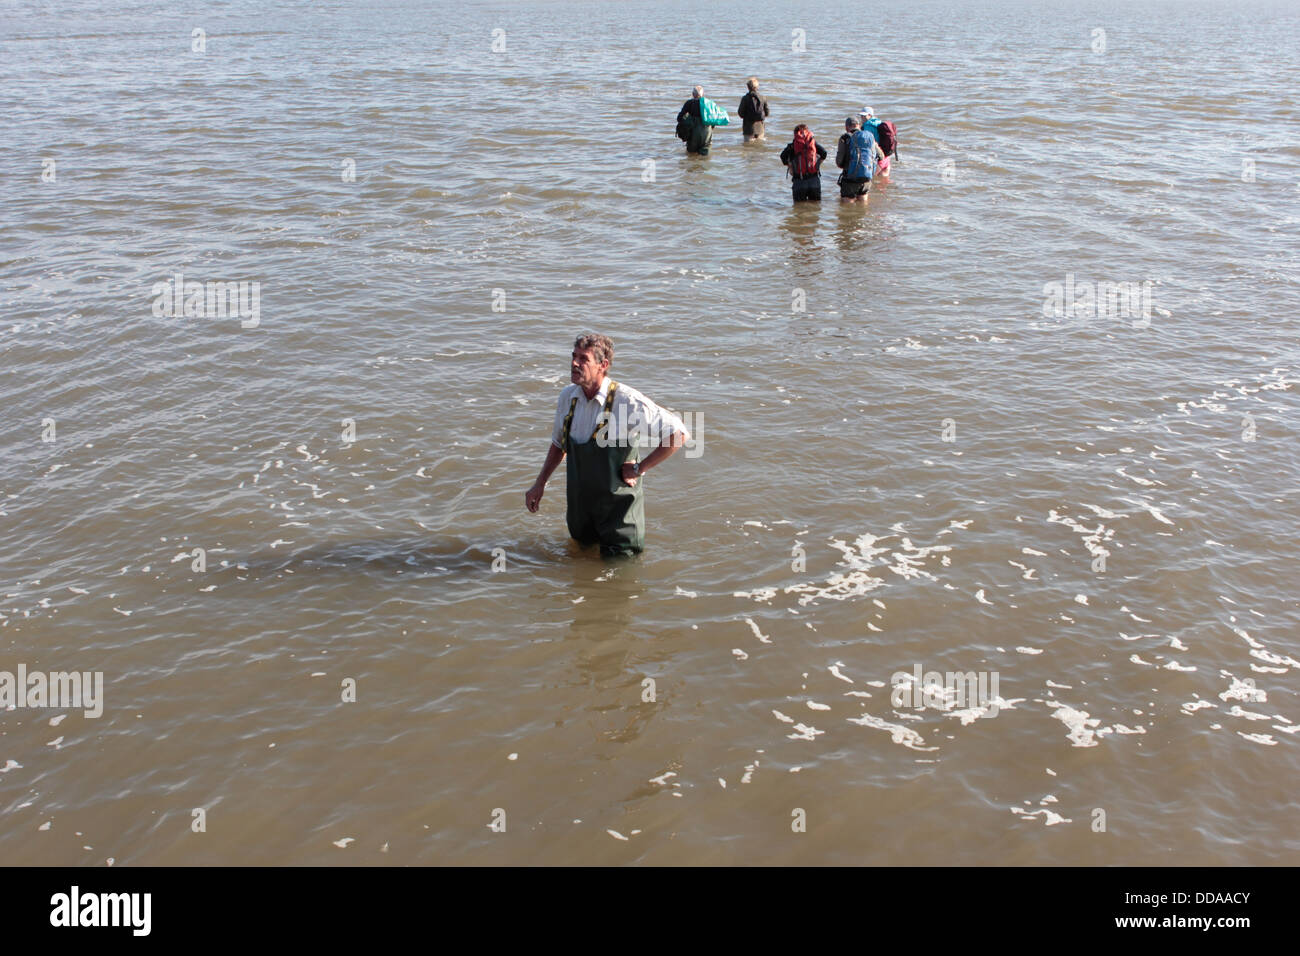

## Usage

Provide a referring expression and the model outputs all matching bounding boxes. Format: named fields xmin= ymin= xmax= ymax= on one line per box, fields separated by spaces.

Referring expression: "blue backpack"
xmin=846 ymin=129 xmax=876 ymax=180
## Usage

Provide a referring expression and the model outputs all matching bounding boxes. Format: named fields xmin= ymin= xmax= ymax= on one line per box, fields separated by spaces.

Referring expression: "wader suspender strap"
xmin=562 ymin=381 xmax=619 ymax=452
xmin=561 ymin=398 xmax=578 ymax=453
xmin=598 ymin=382 xmax=619 ymax=439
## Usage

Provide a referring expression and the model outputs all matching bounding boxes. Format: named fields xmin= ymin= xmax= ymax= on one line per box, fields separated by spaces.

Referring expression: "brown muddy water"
xmin=2 ymin=0 xmax=1298 ymax=865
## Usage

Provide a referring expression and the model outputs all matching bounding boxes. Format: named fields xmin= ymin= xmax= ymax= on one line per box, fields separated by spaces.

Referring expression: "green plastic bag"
xmin=699 ymin=97 xmax=730 ymax=127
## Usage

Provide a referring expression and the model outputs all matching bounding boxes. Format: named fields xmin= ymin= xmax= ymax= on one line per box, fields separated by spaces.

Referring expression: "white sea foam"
xmin=1081 ymin=503 xmax=1124 ymax=518
xmin=1048 ymin=703 xmax=1105 ymax=747
xmin=1115 ymin=467 xmax=1157 ymax=486
xmin=1008 ymin=560 xmax=1037 ymax=579
xmin=1011 ymin=807 xmax=1072 ymax=825
xmin=847 ymin=713 xmax=937 ymax=751
xmin=1236 ymin=732 xmax=1277 ymax=746
xmin=1227 ymin=705 xmax=1270 ymax=721
xmin=1220 ymin=677 xmax=1266 ymax=703
xmin=787 ymin=723 xmax=824 ymax=741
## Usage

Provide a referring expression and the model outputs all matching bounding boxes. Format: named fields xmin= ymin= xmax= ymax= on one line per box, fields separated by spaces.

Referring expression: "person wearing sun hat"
xmin=859 ymin=106 xmax=892 ymax=177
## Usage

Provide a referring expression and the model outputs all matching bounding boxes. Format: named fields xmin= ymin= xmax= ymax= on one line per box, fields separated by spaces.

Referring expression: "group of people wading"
xmin=676 ymin=80 xmax=899 ymax=204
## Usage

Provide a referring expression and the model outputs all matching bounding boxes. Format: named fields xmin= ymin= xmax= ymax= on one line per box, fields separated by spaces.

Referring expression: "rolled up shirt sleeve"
xmin=621 ymin=388 xmax=689 ymax=446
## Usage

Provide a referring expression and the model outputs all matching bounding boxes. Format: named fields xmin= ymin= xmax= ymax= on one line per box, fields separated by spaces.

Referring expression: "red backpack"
xmin=876 ymin=120 xmax=898 ymax=158
xmin=792 ymin=128 xmax=818 ymax=176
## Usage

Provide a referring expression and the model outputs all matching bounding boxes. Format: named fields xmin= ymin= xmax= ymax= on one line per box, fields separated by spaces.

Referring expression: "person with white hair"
xmin=676 ymin=86 xmax=713 ymax=155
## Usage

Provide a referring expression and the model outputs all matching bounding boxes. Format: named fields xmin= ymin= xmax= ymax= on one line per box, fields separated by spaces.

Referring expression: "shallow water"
xmin=2 ymin=0 xmax=1299 ymax=865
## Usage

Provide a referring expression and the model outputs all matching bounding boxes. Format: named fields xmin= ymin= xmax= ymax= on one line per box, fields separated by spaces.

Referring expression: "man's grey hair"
xmin=574 ymin=333 xmax=614 ymax=367
xmin=846 ymin=116 xmax=861 ymax=129
xmin=692 ymin=85 xmax=703 ymax=98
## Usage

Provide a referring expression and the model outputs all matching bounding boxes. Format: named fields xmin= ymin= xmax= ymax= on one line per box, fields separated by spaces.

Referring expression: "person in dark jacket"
xmin=676 ymin=86 xmax=712 ymax=156
xmin=779 ymin=124 xmax=827 ymax=202
xmin=737 ymin=77 xmax=770 ymax=142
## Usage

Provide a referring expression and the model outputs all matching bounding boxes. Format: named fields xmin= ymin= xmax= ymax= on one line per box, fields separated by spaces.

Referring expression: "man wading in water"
xmin=524 ymin=334 xmax=689 ymax=556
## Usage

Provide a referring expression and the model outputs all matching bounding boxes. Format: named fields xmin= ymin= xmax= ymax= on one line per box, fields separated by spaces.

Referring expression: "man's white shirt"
xmin=550 ymin=377 xmax=689 ymax=449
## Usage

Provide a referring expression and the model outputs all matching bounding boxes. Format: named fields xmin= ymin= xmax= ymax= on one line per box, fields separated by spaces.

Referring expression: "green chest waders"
xmin=562 ymin=381 xmax=646 ymax=556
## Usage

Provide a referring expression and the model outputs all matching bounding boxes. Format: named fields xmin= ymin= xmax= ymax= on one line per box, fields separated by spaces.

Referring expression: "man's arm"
xmin=619 ymin=432 xmax=685 ymax=488
xmin=525 ymin=442 xmax=565 ymax=512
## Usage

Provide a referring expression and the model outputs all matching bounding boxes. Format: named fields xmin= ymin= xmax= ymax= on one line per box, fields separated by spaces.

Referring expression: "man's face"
xmin=571 ymin=347 xmax=608 ymax=391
